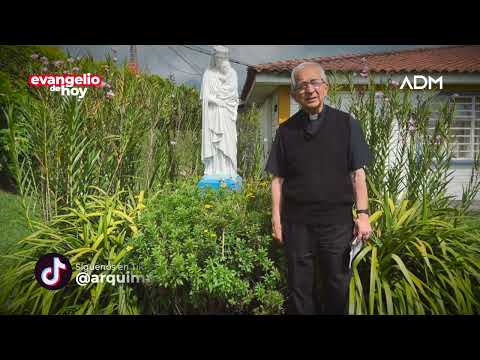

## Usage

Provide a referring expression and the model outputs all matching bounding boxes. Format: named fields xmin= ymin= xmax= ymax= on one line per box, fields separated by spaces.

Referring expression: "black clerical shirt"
xmin=265 ymin=104 xmax=373 ymax=225
xmin=266 ymin=105 xmax=372 ymax=178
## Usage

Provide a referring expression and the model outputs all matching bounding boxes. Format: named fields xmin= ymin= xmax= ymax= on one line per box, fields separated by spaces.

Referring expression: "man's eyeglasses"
xmin=293 ymin=79 xmax=326 ymax=93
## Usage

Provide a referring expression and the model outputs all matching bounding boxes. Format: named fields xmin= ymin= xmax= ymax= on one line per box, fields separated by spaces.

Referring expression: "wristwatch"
xmin=356 ymin=209 xmax=369 ymax=215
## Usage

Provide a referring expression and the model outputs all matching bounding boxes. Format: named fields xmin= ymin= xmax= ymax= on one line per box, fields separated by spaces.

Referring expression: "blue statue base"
xmin=197 ymin=175 xmax=243 ymax=191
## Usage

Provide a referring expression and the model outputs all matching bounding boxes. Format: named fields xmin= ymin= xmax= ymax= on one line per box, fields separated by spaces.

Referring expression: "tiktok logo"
xmin=34 ymin=253 xmax=72 ymax=290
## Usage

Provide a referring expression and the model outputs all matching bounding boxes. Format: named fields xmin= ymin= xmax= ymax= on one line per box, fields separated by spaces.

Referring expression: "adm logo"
xmin=34 ymin=253 xmax=72 ymax=290
xmin=400 ymin=75 xmax=443 ymax=90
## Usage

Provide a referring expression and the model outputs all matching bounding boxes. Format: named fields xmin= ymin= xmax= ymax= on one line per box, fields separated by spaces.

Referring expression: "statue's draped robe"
xmin=200 ymin=65 xmax=239 ymax=178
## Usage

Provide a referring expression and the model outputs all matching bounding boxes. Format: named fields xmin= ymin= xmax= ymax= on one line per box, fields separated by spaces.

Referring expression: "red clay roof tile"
xmin=241 ymin=45 xmax=480 ymax=101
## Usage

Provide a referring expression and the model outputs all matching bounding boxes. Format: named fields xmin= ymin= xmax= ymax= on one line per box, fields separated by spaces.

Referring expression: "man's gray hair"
xmin=291 ymin=62 xmax=329 ymax=90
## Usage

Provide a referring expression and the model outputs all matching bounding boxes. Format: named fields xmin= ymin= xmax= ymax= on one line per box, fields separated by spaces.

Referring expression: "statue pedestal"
xmin=197 ymin=175 xmax=242 ymax=191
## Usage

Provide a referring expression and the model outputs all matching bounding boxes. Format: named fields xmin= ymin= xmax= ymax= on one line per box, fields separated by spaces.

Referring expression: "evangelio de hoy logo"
xmin=34 ymin=253 xmax=73 ymax=290
xmin=28 ymin=73 xmax=103 ymax=100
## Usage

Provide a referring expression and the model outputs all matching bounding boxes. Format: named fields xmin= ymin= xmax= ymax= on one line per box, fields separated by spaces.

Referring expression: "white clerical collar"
xmin=307 ymin=104 xmax=327 ymax=121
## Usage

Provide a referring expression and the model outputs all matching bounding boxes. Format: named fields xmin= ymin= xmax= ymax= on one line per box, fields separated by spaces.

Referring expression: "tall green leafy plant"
xmin=237 ymin=104 xmax=265 ymax=180
xmin=1 ymin=50 xmax=203 ymax=224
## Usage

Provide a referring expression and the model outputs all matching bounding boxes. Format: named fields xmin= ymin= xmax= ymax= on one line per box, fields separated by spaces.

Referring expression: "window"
xmin=429 ymin=95 xmax=480 ymax=160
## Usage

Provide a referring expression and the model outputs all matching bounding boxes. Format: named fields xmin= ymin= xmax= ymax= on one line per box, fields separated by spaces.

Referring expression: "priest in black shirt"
xmin=265 ymin=62 xmax=373 ymax=315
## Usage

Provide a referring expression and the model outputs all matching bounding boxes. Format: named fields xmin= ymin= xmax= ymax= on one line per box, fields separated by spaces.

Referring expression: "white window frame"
xmin=430 ymin=94 xmax=480 ymax=161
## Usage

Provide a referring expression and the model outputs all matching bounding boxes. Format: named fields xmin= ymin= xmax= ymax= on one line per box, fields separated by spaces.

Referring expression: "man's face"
xmin=292 ymin=65 xmax=329 ymax=113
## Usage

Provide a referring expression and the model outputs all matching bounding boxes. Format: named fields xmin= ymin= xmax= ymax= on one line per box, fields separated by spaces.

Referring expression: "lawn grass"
xmin=0 ymin=190 xmax=32 ymax=272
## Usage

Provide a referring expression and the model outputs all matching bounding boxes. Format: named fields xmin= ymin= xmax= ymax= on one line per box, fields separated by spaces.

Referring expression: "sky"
xmin=61 ymin=45 xmax=444 ymax=91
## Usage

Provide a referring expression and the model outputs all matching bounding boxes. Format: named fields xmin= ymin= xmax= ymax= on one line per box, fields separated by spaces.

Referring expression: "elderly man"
xmin=265 ymin=62 xmax=373 ymax=315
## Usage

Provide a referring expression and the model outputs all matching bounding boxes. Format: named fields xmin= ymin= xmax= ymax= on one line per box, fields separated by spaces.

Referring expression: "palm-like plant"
xmin=0 ymin=189 xmax=145 ymax=315
xmin=336 ymin=72 xmax=480 ymax=315
xmin=350 ymin=195 xmax=480 ymax=315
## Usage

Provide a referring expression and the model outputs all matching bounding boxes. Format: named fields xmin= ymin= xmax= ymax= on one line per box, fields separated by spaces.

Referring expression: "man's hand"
xmin=350 ymin=168 xmax=372 ymax=241
xmin=271 ymin=176 xmax=284 ymax=245
xmin=354 ymin=214 xmax=372 ymax=241
xmin=272 ymin=215 xmax=283 ymax=244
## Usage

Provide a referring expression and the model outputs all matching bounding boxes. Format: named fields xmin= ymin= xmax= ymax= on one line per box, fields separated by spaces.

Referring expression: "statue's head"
xmin=213 ymin=45 xmax=230 ymax=74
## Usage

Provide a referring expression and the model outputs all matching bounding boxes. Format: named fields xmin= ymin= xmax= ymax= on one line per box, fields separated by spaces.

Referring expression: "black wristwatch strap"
xmin=356 ymin=209 xmax=369 ymax=215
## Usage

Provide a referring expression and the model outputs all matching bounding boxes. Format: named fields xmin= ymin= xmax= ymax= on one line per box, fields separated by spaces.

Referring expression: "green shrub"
xmin=127 ymin=178 xmax=286 ymax=314
xmin=0 ymin=45 xmax=65 ymax=97
xmin=1 ymin=46 xmax=65 ymax=182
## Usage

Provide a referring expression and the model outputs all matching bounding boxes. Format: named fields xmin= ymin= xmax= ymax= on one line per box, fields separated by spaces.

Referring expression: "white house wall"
xmin=259 ymin=97 xmax=273 ymax=164
xmin=447 ymin=165 xmax=480 ymax=200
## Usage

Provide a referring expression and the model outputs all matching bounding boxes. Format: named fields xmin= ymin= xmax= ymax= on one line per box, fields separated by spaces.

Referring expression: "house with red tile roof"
xmin=240 ymin=45 xmax=480 ymax=201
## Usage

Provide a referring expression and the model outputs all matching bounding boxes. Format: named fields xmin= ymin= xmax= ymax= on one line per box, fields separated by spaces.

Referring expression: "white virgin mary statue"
xmin=198 ymin=45 xmax=241 ymax=189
